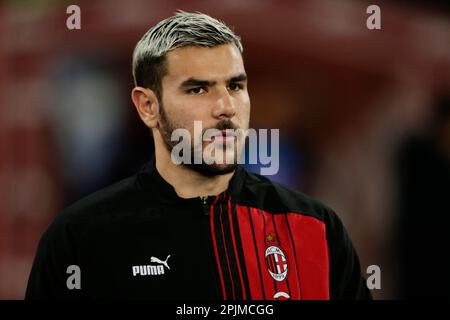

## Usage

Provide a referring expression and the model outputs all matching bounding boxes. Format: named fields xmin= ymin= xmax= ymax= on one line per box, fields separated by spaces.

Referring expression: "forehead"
xmin=164 ymin=44 xmax=245 ymax=81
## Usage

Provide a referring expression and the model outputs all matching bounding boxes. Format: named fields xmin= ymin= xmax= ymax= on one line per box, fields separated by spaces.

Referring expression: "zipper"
xmin=200 ymin=196 xmax=210 ymax=216
xmin=199 ymin=195 xmax=222 ymax=298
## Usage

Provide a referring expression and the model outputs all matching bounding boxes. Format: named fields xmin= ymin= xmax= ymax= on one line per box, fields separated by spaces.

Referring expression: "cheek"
xmin=170 ymin=103 xmax=206 ymax=140
xmin=163 ymin=96 xmax=196 ymax=125
xmin=239 ymin=92 xmax=251 ymax=111
xmin=237 ymin=100 xmax=251 ymax=127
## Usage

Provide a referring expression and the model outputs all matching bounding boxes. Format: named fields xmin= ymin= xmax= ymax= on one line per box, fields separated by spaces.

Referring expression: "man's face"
xmin=157 ymin=43 xmax=250 ymax=175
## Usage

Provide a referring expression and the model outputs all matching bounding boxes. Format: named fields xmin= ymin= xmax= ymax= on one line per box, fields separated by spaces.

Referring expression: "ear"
xmin=131 ymin=87 xmax=160 ymax=129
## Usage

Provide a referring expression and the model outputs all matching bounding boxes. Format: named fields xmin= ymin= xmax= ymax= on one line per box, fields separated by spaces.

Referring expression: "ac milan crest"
xmin=264 ymin=245 xmax=288 ymax=282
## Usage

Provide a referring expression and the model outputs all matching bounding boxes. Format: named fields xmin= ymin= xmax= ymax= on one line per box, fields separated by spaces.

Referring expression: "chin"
xmin=187 ymin=162 xmax=237 ymax=177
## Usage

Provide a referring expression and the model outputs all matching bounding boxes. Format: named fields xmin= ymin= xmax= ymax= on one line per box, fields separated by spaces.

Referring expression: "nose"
xmin=212 ymin=88 xmax=236 ymax=119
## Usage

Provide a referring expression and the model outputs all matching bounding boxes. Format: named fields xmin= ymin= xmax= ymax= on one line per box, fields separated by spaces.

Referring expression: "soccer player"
xmin=26 ymin=11 xmax=371 ymax=300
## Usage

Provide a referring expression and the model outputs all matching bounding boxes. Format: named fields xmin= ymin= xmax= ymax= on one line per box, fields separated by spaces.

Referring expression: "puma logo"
xmin=131 ymin=254 xmax=171 ymax=276
xmin=150 ymin=255 xmax=171 ymax=270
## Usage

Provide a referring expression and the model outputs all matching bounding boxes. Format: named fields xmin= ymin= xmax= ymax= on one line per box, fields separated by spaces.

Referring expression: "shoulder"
xmin=47 ymin=173 xmax=155 ymax=240
xmin=239 ymin=170 xmax=340 ymax=224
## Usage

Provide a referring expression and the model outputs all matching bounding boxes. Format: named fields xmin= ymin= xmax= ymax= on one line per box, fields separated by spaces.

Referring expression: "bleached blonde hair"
xmin=132 ymin=11 xmax=243 ymax=99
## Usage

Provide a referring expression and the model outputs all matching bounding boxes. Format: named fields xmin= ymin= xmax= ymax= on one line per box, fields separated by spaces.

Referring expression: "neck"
xmin=155 ymin=145 xmax=234 ymax=199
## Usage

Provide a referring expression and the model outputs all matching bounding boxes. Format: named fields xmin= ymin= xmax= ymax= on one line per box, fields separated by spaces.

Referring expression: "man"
xmin=26 ymin=11 xmax=371 ymax=300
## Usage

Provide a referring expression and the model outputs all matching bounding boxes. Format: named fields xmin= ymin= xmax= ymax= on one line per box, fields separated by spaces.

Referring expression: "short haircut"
xmin=132 ymin=11 xmax=243 ymax=101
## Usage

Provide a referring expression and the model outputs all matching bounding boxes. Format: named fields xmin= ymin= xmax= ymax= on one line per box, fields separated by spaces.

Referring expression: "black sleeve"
xmin=326 ymin=209 xmax=372 ymax=300
xmin=25 ymin=213 xmax=83 ymax=299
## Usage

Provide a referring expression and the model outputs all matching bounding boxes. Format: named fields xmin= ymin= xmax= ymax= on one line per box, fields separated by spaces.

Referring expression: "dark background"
xmin=1 ymin=0 xmax=449 ymax=299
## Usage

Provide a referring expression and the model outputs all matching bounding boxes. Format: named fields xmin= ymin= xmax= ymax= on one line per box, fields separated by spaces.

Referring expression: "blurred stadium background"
xmin=1 ymin=0 xmax=449 ymax=299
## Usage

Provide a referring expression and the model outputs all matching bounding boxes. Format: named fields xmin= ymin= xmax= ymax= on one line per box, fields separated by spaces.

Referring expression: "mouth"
xmin=210 ymin=130 xmax=236 ymax=144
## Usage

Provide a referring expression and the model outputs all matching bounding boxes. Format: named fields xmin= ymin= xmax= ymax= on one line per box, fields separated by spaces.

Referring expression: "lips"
xmin=211 ymin=130 xmax=235 ymax=143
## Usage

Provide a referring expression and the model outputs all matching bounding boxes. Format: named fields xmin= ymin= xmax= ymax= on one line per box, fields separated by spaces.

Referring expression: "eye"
xmin=228 ymin=83 xmax=243 ymax=91
xmin=187 ymin=87 xmax=206 ymax=95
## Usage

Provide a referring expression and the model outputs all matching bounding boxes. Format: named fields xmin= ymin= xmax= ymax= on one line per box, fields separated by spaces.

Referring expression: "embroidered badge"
xmin=264 ymin=246 xmax=288 ymax=282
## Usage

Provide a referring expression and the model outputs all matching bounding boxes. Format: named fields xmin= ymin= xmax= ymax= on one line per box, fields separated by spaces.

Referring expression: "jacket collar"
xmin=137 ymin=157 xmax=246 ymax=206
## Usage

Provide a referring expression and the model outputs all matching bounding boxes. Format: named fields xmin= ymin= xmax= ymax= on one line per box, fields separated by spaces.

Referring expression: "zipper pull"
xmin=200 ymin=196 xmax=210 ymax=216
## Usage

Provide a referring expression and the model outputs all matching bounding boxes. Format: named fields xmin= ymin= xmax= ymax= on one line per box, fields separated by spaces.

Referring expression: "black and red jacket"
xmin=26 ymin=160 xmax=371 ymax=300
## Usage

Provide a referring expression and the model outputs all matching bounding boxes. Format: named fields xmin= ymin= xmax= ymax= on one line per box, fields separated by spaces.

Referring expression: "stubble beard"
xmin=158 ymin=102 xmax=239 ymax=176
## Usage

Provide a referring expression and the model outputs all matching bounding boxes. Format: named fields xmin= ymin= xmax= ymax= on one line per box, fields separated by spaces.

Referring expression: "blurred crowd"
xmin=0 ymin=0 xmax=449 ymax=299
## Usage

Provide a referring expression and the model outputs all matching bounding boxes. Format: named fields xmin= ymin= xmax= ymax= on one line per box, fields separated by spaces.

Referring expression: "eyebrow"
xmin=228 ymin=73 xmax=247 ymax=83
xmin=179 ymin=73 xmax=247 ymax=89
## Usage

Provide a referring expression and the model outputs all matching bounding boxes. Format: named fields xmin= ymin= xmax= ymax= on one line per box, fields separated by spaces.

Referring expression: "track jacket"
xmin=26 ymin=159 xmax=371 ymax=300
